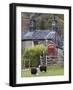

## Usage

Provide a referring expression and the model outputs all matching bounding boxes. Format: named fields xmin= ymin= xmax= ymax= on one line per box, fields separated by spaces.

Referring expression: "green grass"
xmin=21 ymin=65 xmax=64 ymax=77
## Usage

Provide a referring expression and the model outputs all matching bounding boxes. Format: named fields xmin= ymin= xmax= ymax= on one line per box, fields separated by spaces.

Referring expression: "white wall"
xmin=0 ymin=0 xmax=72 ymax=89
xmin=22 ymin=41 xmax=34 ymax=48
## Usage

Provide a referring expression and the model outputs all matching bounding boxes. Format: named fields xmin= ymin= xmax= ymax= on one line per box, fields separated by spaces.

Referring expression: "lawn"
xmin=21 ymin=65 xmax=64 ymax=77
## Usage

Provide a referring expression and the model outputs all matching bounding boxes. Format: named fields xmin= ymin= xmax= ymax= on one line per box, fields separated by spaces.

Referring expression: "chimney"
xmin=29 ymin=14 xmax=36 ymax=31
xmin=52 ymin=15 xmax=59 ymax=33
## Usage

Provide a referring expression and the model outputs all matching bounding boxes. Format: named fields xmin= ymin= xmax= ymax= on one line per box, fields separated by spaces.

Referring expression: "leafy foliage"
xmin=22 ymin=44 xmax=47 ymax=68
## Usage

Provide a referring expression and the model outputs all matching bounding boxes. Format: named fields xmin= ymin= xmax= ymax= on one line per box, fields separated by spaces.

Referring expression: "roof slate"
xmin=22 ymin=30 xmax=63 ymax=48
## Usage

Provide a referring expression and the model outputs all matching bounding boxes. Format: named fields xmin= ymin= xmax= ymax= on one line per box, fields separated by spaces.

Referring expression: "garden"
xmin=21 ymin=44 xmax=64 ymax=77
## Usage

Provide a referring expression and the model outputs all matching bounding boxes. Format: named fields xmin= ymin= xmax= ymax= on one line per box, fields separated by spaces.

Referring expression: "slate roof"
xmin=22 ymin=30 xmax=50 ymax=40
xmin=22 ymin=30 xmax=63 ymax=48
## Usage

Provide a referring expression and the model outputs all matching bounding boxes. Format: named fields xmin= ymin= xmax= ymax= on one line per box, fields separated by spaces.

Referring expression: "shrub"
xmin=23 ymin=44 xmax=47 ymax=68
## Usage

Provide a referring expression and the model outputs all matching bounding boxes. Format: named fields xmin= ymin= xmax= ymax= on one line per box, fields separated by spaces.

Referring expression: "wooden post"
xmin=46 ymin=55 xmax=47 ymax=66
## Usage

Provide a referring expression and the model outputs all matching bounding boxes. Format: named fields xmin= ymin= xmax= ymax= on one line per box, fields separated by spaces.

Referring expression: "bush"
xmin=23 ymin=44 xmax=47 ymax=68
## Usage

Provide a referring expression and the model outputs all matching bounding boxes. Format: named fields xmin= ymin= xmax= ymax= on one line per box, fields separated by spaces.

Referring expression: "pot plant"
xmin=31 ymin=67 xmax=37 ymax=75
xmin=40 ymin=65 xmax=47 ymax=72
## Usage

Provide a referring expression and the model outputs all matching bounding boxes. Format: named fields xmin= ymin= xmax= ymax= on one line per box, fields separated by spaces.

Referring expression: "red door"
xmin=48 ymin=42 xmax=57 ymax=57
